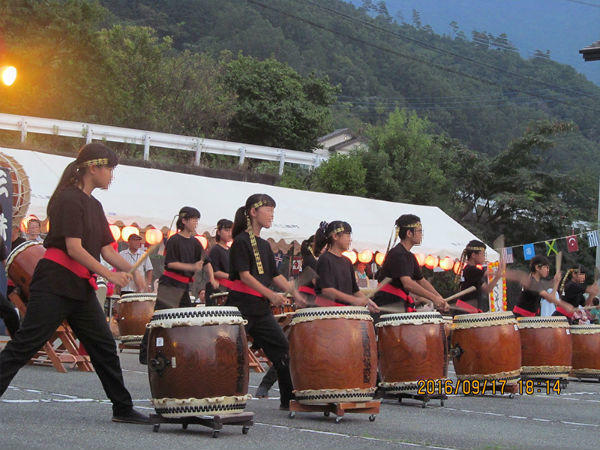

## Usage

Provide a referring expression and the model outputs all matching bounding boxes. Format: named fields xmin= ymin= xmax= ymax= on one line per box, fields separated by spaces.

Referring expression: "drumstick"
xmin=555 ymin=251 xmax=562 ymax=275
xmin=376 ymin=286 xmax=476 ymax=314
xmin=367 ymin=277 xmax=392 ymax=299
xmin=128 ymin=242 xmax=161 ymax=274
xmin=445 ymin=286 xmax=477 ymax=303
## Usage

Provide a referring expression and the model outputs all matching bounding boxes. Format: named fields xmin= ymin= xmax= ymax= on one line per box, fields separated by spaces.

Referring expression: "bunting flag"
xmin=523 ymin=243 xmax=535 ymax=260
xmin=566 ymin=235 xmax=579 ymax=253
xmin=273 ymin=250 xmax=284 ymax=269
xmin=588 ymin=231 xmax=599 ymax=248
xmin=502 ymin=247 xmax=514 ymax=264
xmin=545 ymin=239 xmax=558 ymax=256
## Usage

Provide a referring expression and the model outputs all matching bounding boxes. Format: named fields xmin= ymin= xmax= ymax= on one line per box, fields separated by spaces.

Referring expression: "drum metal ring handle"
xmin=449 ymin=343 xmax=463 ymax=360
xmin=150 ymin=353 xmax=171 ymax=377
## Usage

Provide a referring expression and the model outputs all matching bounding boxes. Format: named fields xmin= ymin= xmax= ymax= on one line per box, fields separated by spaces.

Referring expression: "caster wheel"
xmin=288 ymin=411 xmax=296 ymax=419
xmin=369 ymin=415 xmax=376 ymax=422
xmin=441 ymin=400 xmax=445 ymax=407
xmin=242 ymin=426 xmax=249 ymax=435
xmin=324 ymin=412 xmax=330 ymax=417
xmin=421 ymin=402 xmax=427 ymax=409
xmin=182 ymin=423 xmax=188 ymax=430
xmin=152 ymin=424 xmax=159 ymax=433
xmin=398 ymin=397 xmax=402 ymax=403
xmin=335 ymin=416 xmax=343 ymax=424
xmin=212 ymin=431 xmax=219 ymax=439
xmin=509 ymin=393 xmax=515 ymax=399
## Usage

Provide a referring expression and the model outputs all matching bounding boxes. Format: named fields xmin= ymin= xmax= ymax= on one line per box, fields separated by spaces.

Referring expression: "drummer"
xmin=512 ymin=255 xmax=574 ymax=318
xmin=139 ymin=206 xmax=205 ymax=365
xmin=0 ymin=143 xmax=148 ymax=424
xmin=314 ymin=221 xmax=379 ymax=312
xmin=205 ymin=218 xmax=233 ymax=306
xmin=457 ymin=240 xmax=505 ymax=312
xmin=553 ymin=265 xmax=598 ymax=323
xmin=226 ymin=193 xmax=304 ymax=410
xmin=373 ymin=214 xmax=449 ymax=314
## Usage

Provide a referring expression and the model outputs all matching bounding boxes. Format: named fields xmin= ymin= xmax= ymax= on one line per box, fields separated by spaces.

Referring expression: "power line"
xmin=297 ymin=0 xmax=599 ymax=100
xmin=561 ymin=0 xmax=600 ymax=7
xmin=247 ymin=0 xmax=600 ymax=114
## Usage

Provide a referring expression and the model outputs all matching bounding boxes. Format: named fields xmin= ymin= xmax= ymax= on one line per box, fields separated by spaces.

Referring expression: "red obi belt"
xmin=44 ymin=248 xmax=98 ymax=290
xmin=379 ymin=283 xmax=416 ymax=312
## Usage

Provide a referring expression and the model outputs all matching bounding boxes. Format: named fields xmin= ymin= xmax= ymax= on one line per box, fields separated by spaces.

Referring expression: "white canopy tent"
xmin=0 ymin=147 xmax=498 ymax=261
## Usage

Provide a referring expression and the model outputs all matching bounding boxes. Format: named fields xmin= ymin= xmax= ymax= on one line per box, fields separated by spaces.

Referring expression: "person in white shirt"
xmin=118 ymin=234 xmax=152 ymax=294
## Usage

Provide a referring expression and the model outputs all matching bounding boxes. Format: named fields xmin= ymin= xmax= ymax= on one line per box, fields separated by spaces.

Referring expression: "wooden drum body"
xmin=376 ymin=312 xmax=447 ymax=394
xmin=288 ymin=306 xmax=377 ymax=405
xmin=570 ymin=325 xmax=600 ymax=377
xmin=518 ymin=316 xmax=572 ymax=379
xmin=6 ymin=241 xmax=46 ymax=299
xmin=116 ymin=293 xmax=157 ymax=343
xmin=147 ymin=307 xmax=250 ymax=418
xmin=451 ymin=311 xmax=521 ymax=385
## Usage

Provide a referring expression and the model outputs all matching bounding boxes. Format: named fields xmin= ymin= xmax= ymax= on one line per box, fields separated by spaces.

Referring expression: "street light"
xmin=1 ymin=66 xmax=17 ymax=86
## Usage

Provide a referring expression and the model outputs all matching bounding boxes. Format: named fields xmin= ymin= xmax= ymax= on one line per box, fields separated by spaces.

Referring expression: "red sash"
xmin=299 ymin=286 xmax=316 ymax=296
xmin=379 ymin=283 xmax=416 ymax=312
xmin=456 ymin=299 xmax=482 ymax=313
xmin=314 ymin=295 xmax=346 ymax=307
xmin=555 ymin=306 xmax=573 ymax=319
xmin=513 ymin=305 xmax=536 ymax=317
xmin=216 ymin=277 xmax=235 ymax=290
xmin=44 ymin=248 xmax=98 ymax=290
xmin=163 ymin=270 xmax=193 ymax=284
xmin=228 ymin=279 xmax=264 ymax=298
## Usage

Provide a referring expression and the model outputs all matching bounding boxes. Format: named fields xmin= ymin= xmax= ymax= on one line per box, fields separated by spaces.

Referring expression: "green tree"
xmin=310 ymin=152 xmax=367 ymax=196
xmin=221 ymin=54 xmax=339 ymax=151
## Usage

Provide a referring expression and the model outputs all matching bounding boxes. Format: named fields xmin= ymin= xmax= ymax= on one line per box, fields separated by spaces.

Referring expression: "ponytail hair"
xmin=314 ymin=220 xmax=352 ymax=251
xmin=48 ymin=143 xmax=118 ymax=216
xmin=231 ymin=193 xmax=276 ymax=275
xmin=559 ymin=264 xmax=586 ymax=295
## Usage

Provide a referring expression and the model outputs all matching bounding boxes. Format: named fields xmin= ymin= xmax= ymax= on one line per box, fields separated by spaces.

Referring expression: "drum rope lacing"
xmin=152 ymin=395 xmax=252 ymax=417
xmin=376 ymin=312 xmax=444 ymax=327
xmin=290 ymin=307 xmax=372 ymax=325
xmin=517 ymin=317 xmax=570 ymax=329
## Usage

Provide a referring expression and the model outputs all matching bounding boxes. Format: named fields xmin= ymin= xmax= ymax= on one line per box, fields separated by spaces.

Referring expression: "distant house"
xmin=580 ymin=40 xmax=600 ymax=61
xmin=313 ymin=128 xmax=368 ymax=157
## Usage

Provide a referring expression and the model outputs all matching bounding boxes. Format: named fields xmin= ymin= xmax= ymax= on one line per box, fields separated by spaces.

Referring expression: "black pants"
xmin=0 ymin=289 xmax=133 ymax=414
xmin=139 ymin=285 xmax=191 ymax=364
xmin=245 ymin=313 xmax=293 ymax=407
xmin=0 ymin=293 xmax=20 ymax=337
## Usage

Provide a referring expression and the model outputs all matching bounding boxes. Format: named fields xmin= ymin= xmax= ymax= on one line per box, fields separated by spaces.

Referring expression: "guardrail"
xmin=0 ymin=113 xmax=327 ymax=175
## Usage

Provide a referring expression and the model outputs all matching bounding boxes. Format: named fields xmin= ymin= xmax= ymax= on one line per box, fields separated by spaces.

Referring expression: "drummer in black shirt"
xmin=458 ymin=240 xmax=505 ymax=312
xmin=139 ymin=206 xmax=204 ymax=364
xmin=314 ymin=221 xmax=379 ymax=312
xmin=553 ymin=265 xmax=598 ymax=322
xmin=226 ymin=194 xmax=304 ymax=410
xmin=373 ymin=214 xmax=449 ymax=314
xmin=0 ymin=143 xmax=148 ymax=424
xmin=205 ymin=218 xmax=233 ymax=306
xmin=512 ymin=255 xmax=573 ymax=317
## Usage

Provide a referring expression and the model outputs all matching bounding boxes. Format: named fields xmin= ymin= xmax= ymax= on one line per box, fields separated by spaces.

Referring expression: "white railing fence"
xmin=0 ymin=113 xmax=327 ymax=175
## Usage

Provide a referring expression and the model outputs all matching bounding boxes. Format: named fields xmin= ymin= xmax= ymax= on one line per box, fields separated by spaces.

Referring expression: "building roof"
xmin=580 ymin=40 xmax=600 ymax=61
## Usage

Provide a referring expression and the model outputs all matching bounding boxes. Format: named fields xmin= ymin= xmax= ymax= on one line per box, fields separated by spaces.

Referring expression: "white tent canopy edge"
xmin=1 ymin=146 xmax=498 ymax=261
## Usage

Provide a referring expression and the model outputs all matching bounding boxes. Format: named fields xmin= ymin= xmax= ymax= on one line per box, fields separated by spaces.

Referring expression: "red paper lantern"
xmin=145 ymin=228 xmax=163 ymax=246
xmin=20 ymin=214 xmax=39 ymax=233
xmin=453 ymin=260 xmax=463 ymax=275
xmin=424 ymin=255 xmax=439 ymax=270
xmin=375 ymin=252 xmax=385 ymax=266
xmin=109 ymin=224 xmax=121 ymax=242
xmin=195 ymin=235 xmax=208 ymax=250
xmin=415 ymin=253 xmax=426 ymax=266
xmin=342 ymin=250 xmax=357 ymax=264
xmin=358 ymin=249 xmax=373 ymax=264
xmin=439 ymin=256 xmax=454 ymax=271
xmin=121 ymin=226 xmax=139 ymax=242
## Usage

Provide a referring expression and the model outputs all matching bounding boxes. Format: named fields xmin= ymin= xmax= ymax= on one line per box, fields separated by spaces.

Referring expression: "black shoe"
xmin=139 ymin=352 xmax=147 ymax=365
xmin=255 ymin=384 xmax=270 ymax=398
xmin=112 ymin=408 xmax=151 ymax=424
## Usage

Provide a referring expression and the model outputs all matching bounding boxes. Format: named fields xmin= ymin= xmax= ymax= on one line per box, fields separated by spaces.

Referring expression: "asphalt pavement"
xmin=1 ymin=341 xmax=599 ymax=449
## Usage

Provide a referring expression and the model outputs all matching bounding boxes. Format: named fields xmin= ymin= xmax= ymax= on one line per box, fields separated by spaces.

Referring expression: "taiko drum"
xmin=570 ymin=325 xmax=600 ymax=378
xmin=5 ymin=241 xmax=46 ymax=299
xmin=288 ymin=306 xmax=377 ymax=404
xmin=376 ymin=312 xmax=447 ymax=394
xmin=451 ymin=311 xmax=522 ymax=385
xmin=517 ymin=316 xmax=572 ymax=379
xmin=116 ymin=293 xmax=157 ymax=342
xmin=147 ymin=306 xmax=250 ymax=418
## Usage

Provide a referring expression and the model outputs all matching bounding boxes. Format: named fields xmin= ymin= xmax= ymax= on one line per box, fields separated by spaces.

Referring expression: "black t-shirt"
xmin=316 ymin=251 xmax=358 ymax=303
xmin=227 ymin=231 xmax=280 ymax=316
xmin=373 ymin=244 xmax=422 ymax=305
xmin=301 ymin=250 xmax=317 ymax=289
xmin=515 ymin=277 xmax=551 ymax=314
xmin=159 ymin=233 xmax=204 ymax=289
xmin=207 ymin=244 xmax=230 ymax=274
xmin=562 ymin=281 xmax=586 ymax=308
xmin=30 ymin=186 xmax=114 ymax=300
xmin=10 ymin=236 xmax=26 ymax=253
xmin=460 ymin=265 xmax=486 ymax=302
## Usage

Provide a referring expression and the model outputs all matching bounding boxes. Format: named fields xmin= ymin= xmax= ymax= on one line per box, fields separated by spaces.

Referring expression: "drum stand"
xmin=150 ymin=412 xmax=254 ymax=438
xmin=384 ymin=392 xmax=446 ymax=408
xmin=287 ymin=400 xmax=380 ymax=423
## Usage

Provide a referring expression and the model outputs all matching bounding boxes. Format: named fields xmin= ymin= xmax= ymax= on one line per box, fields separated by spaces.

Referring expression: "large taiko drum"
xmin=5 ymin=241 xmax=46 ymax=299
xmin=147 ymin=306 xmax=250 ymax=418
xmin=116 ymin=293 xmax=156 ymax=343
xmin=570 ymin=325 xmax=600 ymax=378
xmin=451 ymin=311 xmax=521 ymax=385
xmin=517 ymin=316 xmax=572 ymax=379
xmin=0 ymin=152 xmax=31 ymax=224
xmin=376 ymin=312 xmax=447 ymax=394
xmin=288 ymin=306 xmax=377 ymax=404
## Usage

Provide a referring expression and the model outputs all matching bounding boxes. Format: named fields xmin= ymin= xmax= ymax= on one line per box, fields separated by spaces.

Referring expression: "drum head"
xmin=148 ymin=306 xmax=245 ymax=328
xmin=376 ymin=311 xmax=443 ymax=327
xmin=517 ymin=316 xmax=569 ymax=329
